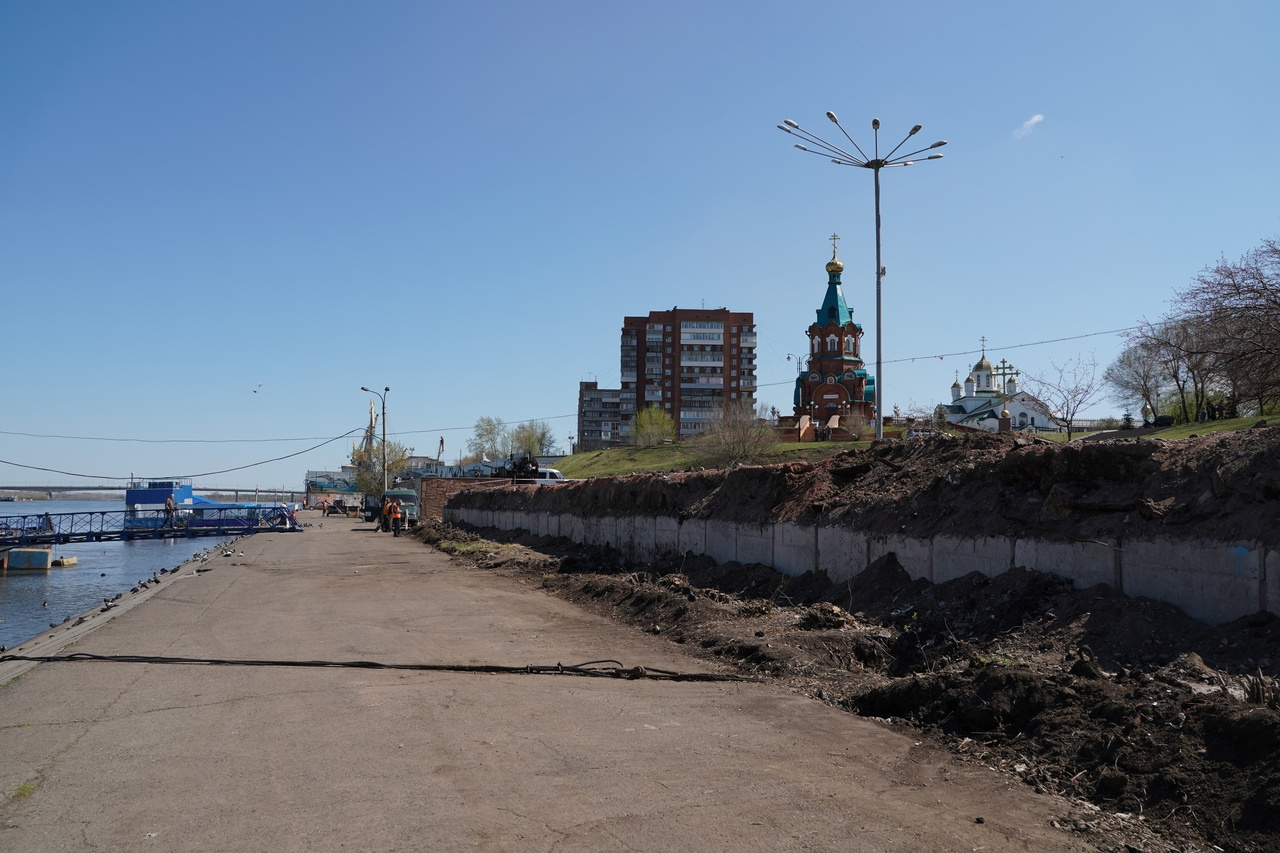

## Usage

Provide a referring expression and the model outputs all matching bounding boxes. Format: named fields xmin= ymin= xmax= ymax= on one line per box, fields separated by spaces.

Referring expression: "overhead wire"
xmin=0 ymin=427 xmax=366 ymax=482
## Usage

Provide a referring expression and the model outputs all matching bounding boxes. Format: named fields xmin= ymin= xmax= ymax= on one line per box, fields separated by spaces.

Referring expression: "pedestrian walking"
xmin=164 ymin=494 xmax=176 ymax=529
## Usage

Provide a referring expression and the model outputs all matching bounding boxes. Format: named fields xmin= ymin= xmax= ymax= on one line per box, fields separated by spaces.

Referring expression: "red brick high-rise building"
xmin=619 ymin=307 xmax=756 ymax=438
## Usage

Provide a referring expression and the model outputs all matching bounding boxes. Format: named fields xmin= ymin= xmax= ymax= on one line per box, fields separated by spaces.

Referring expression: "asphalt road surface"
xmin=0 ymin=516 xmax=1097 ymax=852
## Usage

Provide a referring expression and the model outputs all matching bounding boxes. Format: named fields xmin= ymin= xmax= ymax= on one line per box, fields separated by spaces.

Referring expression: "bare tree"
xmin=1180 ymin=239 xmax=1280 ymax=384
xmin=698 ymin=401 xmax=776 ymax=468
xmin=1154 ymin=238 xmax=1280 ymax=418
xmin=1023 ymin=355 xmax=1104 ymax=440
xmin=1104 ymin=338 xmax=1165 ymax=418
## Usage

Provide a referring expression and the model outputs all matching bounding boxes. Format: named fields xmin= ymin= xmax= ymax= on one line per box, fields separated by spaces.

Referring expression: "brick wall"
xmin=420 ymin=478 xmax=511 ymax=521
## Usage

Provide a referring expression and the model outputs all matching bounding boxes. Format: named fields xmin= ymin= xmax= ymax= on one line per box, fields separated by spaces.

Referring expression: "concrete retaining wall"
xmin=445 ymin=505 xmax=1269 ymax=626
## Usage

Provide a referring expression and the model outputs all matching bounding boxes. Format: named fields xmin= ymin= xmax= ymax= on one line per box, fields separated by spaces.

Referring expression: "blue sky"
xmin=2 ymin=1 xmax=1277 ymax=489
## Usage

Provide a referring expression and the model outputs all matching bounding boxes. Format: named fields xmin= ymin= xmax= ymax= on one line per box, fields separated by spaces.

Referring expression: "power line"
xmin=0 ymin=428 xmax=364 ymax=482
xmin=754 ymin=325 xmax=1139 ymax=388
xmin=0 ymin=429 xmax=352 ymax=444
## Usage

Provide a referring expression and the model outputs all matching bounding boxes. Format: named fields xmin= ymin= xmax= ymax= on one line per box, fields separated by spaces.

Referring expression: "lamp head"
xmin=361 ymin=386 xmax=371 ymax=392
xmin=930 ymin=140 xmax=947 ymax=148
xmin=871 ymin=118 xmax=880 ymax=130
xmin=825 ymin=111 xmax=838 ymax=123
xmin=909 ymin=124 xmax=922 ymax=135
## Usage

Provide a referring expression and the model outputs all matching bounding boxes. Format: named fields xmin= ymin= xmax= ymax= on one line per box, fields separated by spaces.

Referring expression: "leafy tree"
xmin=350 ymin=440 xmax=412 ymax=496
xmin=1023 ymin=355 xmax=1104 ymax=440
xmin=631 ymin=405 xmax=676 ymax=446
xmin=697 ymin=401 xmax=776 ymax=468
xmin=466 ymin=416 xmax=511 ymax=461
xmin=510 ymin=420 xmax=557 ymax=456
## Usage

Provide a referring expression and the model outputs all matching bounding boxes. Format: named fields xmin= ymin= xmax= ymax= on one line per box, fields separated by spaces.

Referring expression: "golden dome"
xmin=825 ymin=249 xmax=844 ymax=274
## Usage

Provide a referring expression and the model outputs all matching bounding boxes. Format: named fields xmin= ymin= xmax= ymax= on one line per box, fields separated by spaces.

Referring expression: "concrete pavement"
xmin=0 ymin=515 xmax=1097 ymax=852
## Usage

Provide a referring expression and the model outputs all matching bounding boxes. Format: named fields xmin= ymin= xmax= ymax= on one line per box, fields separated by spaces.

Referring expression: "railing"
xmin=0 ymin=507 xmax=299 ymax=548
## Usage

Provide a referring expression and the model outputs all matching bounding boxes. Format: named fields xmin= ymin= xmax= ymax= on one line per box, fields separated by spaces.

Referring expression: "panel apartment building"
xmin=620 ymin=307 xmax=756 ymax=438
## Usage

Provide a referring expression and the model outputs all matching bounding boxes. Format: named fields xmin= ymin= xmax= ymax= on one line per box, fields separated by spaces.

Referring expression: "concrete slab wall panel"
xmin=932 ymin=535 xmax=1013 ymax=583
xmin=817 ymin=526 xmax=868 ymax=584
xmin=1123 ymin=540 xmax=1261 ymax=626
xmin=1015 ymin=539 xmax=1118 ymax=591
xmin=632 ymin=516 xmax=657 ymax=562
xmin=654 ymin=516 xmax=681 ymax=556
xmin=678 ymin=518 xmax=707 ymax=557
xmin=449 ymin=505 xmax=1271 ymax=625
xmin=870 ymin=535 xmax=933 ymax=582
xmin=704 ymin=520 xmax=738 ymax=565
xmin=737 ymin=523 xmax=775 ymax=567
xmin=773 ymin=523 xmax=817 ymax=578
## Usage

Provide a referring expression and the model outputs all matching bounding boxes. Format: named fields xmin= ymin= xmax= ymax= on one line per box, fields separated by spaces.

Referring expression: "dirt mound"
xmin=450 ymin=425 xmax=1280 ymax=544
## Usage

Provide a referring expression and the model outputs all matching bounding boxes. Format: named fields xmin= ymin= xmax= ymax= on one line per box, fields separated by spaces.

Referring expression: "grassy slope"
xmin=555 ymin=418 xmax=1266 ymax=479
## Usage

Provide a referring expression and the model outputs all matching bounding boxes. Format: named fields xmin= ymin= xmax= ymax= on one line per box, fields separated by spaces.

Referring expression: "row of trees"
xmin=1106 ymin=238 xmax=1280 ymax=422
xmin=465 ymin=416 xmax=558 ymax=461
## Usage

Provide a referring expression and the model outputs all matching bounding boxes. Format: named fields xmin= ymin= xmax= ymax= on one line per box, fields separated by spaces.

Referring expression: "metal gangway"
xmin=0 ymin=507 xmax=299 ymax=549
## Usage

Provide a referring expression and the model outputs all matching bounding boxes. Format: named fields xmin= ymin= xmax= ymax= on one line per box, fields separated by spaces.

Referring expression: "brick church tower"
xmin=793 ymin=236 xmax=875 ymax=428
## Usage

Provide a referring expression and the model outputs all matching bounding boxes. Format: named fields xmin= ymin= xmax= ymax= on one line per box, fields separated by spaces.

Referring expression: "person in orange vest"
xmin=380 ymin=497 xmax=392 ymax=532
xmin=390 ymin=498 xmax=403 ymax=537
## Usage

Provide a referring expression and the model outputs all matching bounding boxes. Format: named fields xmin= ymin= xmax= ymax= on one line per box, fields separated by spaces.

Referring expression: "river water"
xmin=0 ymin=499 xmax=236 ymax=650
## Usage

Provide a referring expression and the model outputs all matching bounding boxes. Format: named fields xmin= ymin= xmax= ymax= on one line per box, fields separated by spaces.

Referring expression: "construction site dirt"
xmin=424 ymin=424 xmax=1280 ymax=852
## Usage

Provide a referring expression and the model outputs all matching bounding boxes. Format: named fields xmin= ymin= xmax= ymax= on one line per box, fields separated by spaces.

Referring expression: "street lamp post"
xmin=360 ymin=386 xmax=390 ymax=495
xmin=779 ymin=112 xmax=946 ymax=440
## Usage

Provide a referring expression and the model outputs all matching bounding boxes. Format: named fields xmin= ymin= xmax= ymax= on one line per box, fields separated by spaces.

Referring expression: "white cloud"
xmin=1014 ymin=114 xmax=1044 ymax=138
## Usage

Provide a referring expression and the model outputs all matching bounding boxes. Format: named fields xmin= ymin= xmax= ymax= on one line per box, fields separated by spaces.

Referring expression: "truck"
xmin=379 ymin=488 xmax=420 ymax=530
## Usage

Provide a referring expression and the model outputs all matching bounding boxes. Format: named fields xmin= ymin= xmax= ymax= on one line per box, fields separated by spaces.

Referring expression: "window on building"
xmin=844 ymin=338 xmax=854 ymax=353
xmin=826 ymin=336 xmax=838 ymax=352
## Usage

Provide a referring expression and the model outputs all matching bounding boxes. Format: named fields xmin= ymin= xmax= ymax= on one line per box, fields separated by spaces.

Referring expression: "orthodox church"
xmin=942 ymin=345 xmax=1058 ymax=432
xmin=793 ymin=236 xmax=875 ymax=428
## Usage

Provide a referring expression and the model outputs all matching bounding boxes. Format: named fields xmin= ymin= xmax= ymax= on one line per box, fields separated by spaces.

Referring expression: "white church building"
xmin=942 ymin=351 xmax=1061 ymax=433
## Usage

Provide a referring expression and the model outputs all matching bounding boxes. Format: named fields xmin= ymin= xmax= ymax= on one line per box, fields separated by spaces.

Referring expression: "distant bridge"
xmin=0 ymin=485 xmax=302 ymax=502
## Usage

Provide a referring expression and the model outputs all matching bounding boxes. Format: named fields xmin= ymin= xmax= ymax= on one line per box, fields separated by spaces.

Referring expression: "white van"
xmin=528 ymin=469 xmax=567 ymax=485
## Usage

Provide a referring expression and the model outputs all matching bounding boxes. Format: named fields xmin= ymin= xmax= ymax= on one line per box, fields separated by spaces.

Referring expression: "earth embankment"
xmin=449 ymin=426 xmax=1280 ymax=546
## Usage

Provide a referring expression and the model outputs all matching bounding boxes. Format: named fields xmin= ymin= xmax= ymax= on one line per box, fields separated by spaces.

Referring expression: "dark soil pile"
xmin=448 ymin=424 xmax=1280 ymax=544
xmin=425 ymin=425 xmax=1280 ymax=851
